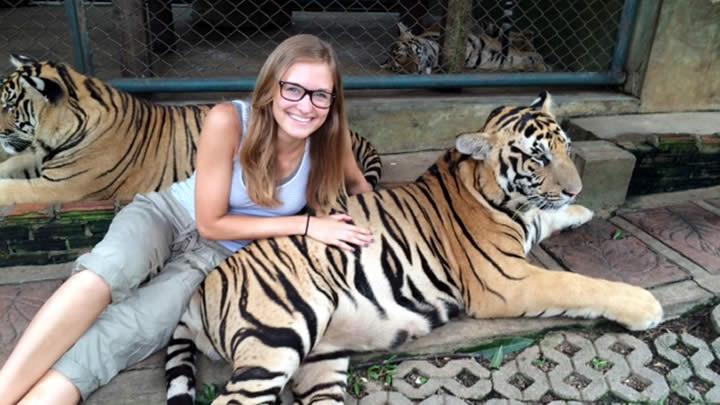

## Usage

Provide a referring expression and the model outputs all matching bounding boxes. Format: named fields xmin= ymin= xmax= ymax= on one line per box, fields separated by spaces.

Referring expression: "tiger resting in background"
xmin=0 ymin=54 xmax=382 ymax=206
xmin=164 ymin=91 xmax=663 ymax=405
xmin=381 ymin=22 xmax=550 ymax=74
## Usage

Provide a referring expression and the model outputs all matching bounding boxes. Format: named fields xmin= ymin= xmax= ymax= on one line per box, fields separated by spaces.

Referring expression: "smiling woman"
xmin=0 ymin=34 xmax=375 ymax=404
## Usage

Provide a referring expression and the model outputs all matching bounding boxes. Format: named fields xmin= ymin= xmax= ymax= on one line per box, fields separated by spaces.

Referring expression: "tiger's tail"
xmin=350 ymin=130 xmax=383 ymax=189
xmin=165 ymin=319 xmax=200 ymax=405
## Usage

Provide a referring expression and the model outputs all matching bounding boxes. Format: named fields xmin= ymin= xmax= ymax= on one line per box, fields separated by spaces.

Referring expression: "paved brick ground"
xmin=1 ymin=187 xmax=720 ymax=404
xmin=540 ymin=217 xmax=689 ymax=287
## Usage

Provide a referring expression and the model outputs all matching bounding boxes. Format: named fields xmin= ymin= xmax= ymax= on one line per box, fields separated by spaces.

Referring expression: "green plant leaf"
xmin=459 ymin=337 xmax=535 ymax=360
xmin=367 ymin=365 xmax=380 ymax=380
xmin=490 ymin=345 xmax=504 ymax=369
xmin=612 ymin=230 xmax=625 ymax=240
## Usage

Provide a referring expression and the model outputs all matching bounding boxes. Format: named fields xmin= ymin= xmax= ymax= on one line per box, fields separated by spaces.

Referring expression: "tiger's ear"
xmin=397 ymin=22 xmax=414 ymax=40
xmin=456 ymin=132 xmax=494 ymax=160
xmin=19 ymin=75 xmax=63 ymax=104
xmin=10 ymin=54 xmax=39 ymax=69
xmin=530 ymin=90 xmax=553 ymax=115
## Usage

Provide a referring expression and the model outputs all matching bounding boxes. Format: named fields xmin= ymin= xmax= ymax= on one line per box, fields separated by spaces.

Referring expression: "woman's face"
xmin=272 ymin=61 xmax=334 ymax=142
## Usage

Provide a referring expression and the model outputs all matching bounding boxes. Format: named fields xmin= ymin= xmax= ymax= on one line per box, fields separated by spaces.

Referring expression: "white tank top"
xmin=170 ymin=100 xmax=311 ymax=252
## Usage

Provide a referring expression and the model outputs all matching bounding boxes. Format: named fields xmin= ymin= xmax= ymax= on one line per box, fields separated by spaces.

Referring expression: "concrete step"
xmin=565 ymin=112 xmax=720 ymax=196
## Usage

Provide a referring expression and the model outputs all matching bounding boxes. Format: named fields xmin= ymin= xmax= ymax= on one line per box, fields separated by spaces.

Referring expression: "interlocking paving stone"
xmin=358 ymin=392 xmax=414 ymax=405
xmin=0 ymin=279 xmax=63 ymax=365
xmin=593 ymin=335 xmax=635 ymax=402
xmin=565 ymin=333 xmax=607 ymax=401
xmin=540 ymin=218 xmax=688 ymax=288
xmin=682 ymin=333 xmax=720 ymax=402
xmin=514 ymin=346 xmax=551 ymax=401
xmin=493 ymin=346 xmax=550 ymax=401
xmin=621 ymin=203 xmax=720 ymax=274
xmin=655 ymin=332 xmax=705 ymax=403
xmin=393 ymin=359 xmax=491 ymax=399
xmin=597 ymin=334 xmax=668 ymax=402
xmin=417 ymin=394 xmax=468 ymax=405
xmin=539 ymin=333 xmax=580 ymax=400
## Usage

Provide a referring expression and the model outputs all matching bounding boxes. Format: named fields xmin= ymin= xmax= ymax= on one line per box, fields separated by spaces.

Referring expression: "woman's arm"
xmin=343 ymin=131 xmax=373 ymax=196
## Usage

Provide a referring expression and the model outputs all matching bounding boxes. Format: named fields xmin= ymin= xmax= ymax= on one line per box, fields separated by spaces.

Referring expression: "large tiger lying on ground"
xmin=164 ymin=92 xmax=663 ymax=405
xmin=381 ymin=22 xmax=549 ymax=74
xmin=0 ymin=54 xmax=382 ymax=206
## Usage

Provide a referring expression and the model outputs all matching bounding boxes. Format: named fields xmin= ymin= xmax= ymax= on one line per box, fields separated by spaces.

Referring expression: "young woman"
xmin=0 ymin=34 xmax=374 ymax=404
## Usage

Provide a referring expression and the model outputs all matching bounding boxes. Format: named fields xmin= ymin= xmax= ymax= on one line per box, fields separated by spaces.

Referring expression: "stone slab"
xmin=572 ymin=140 xmax=636 ymax=213
xmin=696 ymin=200 xmax=720 ymax=217
xmin=528 ymin=247 xmax=564 ymax=271
xmin=0 ymin=262 xmax=72 ymax=285
xmin=620 ymin=203 xmax=720 ymax=274
xmin=622 ymin=186 xmax=720 ymax=211
xmin=395 ymin=316 xmax=595 ymax=355
xmin=568 ymin=113 xmax=720 ymax=140
xmin=540 ymin=218 xmax=689 ymax=288
xmin=707 ymin=198 xmax=720 ymax=211
xmin=651 ymin=280 xmax=715 ymax=319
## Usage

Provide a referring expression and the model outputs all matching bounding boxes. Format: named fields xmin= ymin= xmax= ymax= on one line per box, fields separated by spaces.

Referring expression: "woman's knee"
xmin=67 ymin=270 xmax=111 ymax=305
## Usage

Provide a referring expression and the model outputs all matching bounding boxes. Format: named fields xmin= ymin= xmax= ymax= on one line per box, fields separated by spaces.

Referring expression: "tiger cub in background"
xmin=164 ymin=91 xmax=662 ymax=405
xmin=381 ymin=22 xmax=550 ymax=74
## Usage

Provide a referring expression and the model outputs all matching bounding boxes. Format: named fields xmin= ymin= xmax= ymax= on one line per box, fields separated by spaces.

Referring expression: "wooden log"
xmin=113 ymin=0 xmax=152 ymax=77
xmin=441 ymin=0 xmax=471 ymax=73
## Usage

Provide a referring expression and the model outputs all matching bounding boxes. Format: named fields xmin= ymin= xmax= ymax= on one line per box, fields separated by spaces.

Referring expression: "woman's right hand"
xmin=305 ymin=213 xmax=374 ymax=252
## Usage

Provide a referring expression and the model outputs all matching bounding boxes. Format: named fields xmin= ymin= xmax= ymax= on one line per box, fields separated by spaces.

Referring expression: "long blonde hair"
xmin=240 ymin=34 xmax=349 ymax=211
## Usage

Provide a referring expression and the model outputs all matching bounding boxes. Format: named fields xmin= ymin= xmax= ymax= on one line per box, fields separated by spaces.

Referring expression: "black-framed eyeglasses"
xmin=278 ymin=80 xmax=336 ymax=109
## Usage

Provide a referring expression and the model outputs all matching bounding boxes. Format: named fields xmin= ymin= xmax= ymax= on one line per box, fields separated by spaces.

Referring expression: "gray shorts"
xmin=52 ymin=190 xmax=232 ymax=399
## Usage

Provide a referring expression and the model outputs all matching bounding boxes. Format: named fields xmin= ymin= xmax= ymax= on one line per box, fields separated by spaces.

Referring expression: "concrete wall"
xmin=638 ymin=0 xmax=720 ymax=112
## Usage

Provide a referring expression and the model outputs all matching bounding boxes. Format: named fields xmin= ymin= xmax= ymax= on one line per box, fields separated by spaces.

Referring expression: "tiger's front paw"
xmin=565 ymin=204 xmax=593 ymax=229
xmin=614 ymin=286 xmax=663 ymax=331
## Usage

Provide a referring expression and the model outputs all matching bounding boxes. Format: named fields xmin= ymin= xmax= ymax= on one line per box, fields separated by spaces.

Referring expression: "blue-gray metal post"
xmin=610 ymin=0 xmax=639 ymax=74
xmin=64 ymin=0 xmax=94 ymax=75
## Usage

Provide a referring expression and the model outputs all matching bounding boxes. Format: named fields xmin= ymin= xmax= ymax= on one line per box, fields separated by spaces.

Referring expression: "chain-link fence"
xmin=1 ymin=0 xmax=631 ymax=85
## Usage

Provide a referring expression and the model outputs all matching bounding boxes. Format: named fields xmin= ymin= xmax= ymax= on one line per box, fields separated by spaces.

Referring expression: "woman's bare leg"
xmin=0 ymin=271 xmax=111 ymax=405
xmin=17 ymin=370 xmax=81 ymax=405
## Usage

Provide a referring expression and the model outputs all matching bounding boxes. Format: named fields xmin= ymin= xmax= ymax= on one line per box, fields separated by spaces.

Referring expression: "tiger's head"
xmin=1 ymin=54 xmax=75 ymax=156
xmin=380 ymin=23 xmax=439 ymax=75
xmin=455 ymin=91 xmax=581 ymax=213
